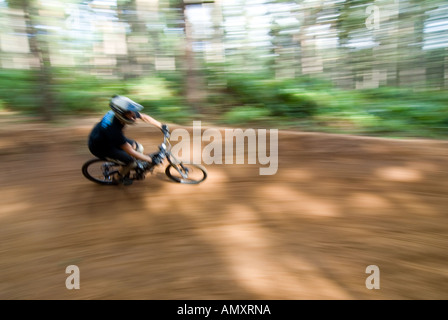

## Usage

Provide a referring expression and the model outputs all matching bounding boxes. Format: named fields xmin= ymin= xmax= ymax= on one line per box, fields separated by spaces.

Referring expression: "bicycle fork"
xmin=178 ymin=163 xmax=189 ymax=179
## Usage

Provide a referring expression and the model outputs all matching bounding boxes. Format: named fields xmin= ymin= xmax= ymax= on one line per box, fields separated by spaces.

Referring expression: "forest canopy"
xmin=0 ymin=0 xmax=447 ymax=138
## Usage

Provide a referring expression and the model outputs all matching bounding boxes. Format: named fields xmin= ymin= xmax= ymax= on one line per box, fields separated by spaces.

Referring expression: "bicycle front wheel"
xmin=82 ymin=158 xmax=120 ymax=185
xmin=165 ymin=163 xmax=207 ymax=184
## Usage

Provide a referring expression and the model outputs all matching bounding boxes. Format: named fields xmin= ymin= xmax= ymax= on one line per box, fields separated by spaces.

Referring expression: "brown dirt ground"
xmin=1 ymin=114 xmax=448 ymax=300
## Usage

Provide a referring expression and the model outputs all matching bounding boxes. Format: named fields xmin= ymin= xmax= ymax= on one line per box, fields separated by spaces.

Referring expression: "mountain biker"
xmin=88 ymin=95 xmax=169 ymax=185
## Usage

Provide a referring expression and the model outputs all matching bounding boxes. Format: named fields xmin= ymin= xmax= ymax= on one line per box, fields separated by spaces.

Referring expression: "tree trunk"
xmin=175 ymin=0 xmax=207 ymax=114
xmin=23 ymin=0 xmax=55 ymax=121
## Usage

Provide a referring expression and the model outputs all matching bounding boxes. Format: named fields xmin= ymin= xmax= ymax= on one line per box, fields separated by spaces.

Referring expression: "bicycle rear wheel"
xmin=165 ymin=163 xmax=207 ymax=184
xmin=82 ymin=158 xmax=120 ymax=185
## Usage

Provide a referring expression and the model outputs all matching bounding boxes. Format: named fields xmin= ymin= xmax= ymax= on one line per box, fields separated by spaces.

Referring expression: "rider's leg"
xmin=119 ymin=161 xmax=137 ymax=178
xmin=122 ymin=139 xmax=146 ymax=175
xmin=105 ymin=148 xmax=136 ymax=185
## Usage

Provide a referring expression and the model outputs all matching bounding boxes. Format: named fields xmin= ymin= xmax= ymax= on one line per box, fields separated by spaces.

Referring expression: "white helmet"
xmin=109 ymin=95 xmax=143 ymax=125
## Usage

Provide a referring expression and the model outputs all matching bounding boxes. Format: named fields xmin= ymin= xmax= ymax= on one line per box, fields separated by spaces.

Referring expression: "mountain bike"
xmin=82 ymin=131 xmax=207 ymax=185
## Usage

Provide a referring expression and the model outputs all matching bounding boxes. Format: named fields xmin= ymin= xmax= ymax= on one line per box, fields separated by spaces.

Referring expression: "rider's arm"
xmin=138 ymin=113 xmax=163 ymax=130
xmin=121 ymin=142 xmax=153 ymax=163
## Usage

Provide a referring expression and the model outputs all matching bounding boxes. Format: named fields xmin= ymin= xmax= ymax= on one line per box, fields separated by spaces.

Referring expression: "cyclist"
xmin=88 ymin=95 xmax=169 ymax=185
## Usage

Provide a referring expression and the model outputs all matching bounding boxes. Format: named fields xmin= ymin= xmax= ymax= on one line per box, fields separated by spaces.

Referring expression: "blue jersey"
xmin=88 ymin=111 xmax=127 ymax=152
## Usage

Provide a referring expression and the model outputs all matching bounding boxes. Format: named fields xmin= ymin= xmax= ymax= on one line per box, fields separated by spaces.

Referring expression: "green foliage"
xmin=0 ymin=69 xmax=187 ymax=116
xmin=201 ymin=70 xmax=448 ymax=138
xmin=311 ymin=87 xmax=448 ymax=138
xmin=360 ymin=87 xmax=417 ymax=100
xmin=2 ymin=66 xmax=448 ymax=138
xmin=123 ymin=76 xmax=193 ymax=123
xmin=207 ymin=72 xmax=321 ymax=120
xmin=49 ymin=69 xmax=122 ymax=114
xmin=125 ymin=77 xmax=178 ymax=101
xmin=364 ymin=101 xmax=448 ymax=136
xmin=223 ymin=106 xmax=271 ymax=124
xmin=0 ymin=69 xmax=41 ymax=113
xmin=139 ymin=98 xmax=194 ymax=124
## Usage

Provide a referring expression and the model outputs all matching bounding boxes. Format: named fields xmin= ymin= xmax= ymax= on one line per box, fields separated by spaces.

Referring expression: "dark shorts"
xmin=89 ymin=138 xmax=138 ymax=165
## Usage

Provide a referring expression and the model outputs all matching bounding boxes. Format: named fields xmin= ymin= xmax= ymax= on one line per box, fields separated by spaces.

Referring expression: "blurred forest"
xmin=0 ymin=0 xmax=447 ymax=138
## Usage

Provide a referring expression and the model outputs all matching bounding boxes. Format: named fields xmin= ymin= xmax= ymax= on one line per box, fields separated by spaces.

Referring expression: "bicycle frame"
xmin=161 ymin=136 xmax=189 ymax=177
xmin=82 ymin=131 xmax=207 ymax=185
xmin=137 ymin=134 xmax=186 ymax=177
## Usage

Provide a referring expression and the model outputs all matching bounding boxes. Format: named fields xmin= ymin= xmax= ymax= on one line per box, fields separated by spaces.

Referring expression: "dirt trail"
xmin=1 ymin=116 xmax=448 ymax=300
